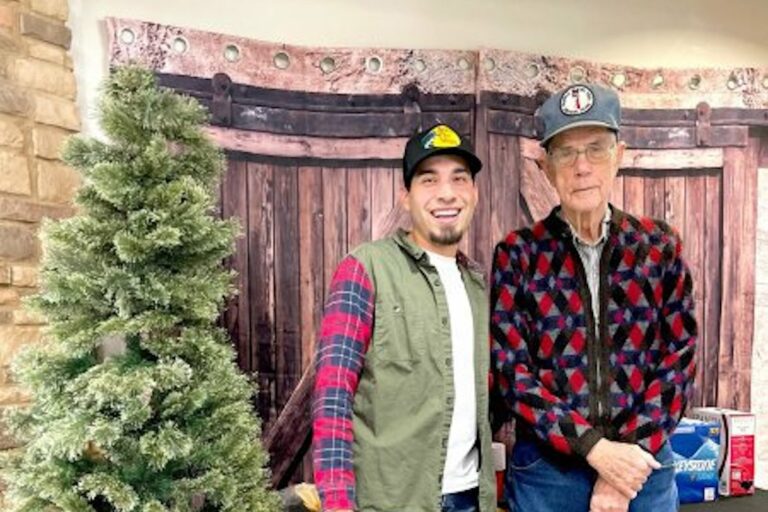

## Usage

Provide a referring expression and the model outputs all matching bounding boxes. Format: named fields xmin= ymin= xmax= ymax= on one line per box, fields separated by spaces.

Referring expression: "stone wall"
xmin=0 ymin=0 xmax=77 ymax=502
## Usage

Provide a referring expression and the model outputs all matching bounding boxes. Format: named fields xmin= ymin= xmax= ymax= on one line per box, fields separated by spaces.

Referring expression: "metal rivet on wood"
xmin=524 ymin=62 xmax=540 ymax=79
xmin=651 ymin=73 xmax=664 ymax=89
xmin=224 ymin=44 xmax=241 ymax=62
xmin=119 ymin=28 xmax=135 ymax=45
xmin=689 ymin=74 xmax=702 ymax=90
xmin=273 ymin=51 xmax=290 ymax=70
xmin=320 ymin=56 xmax=336 ymax=74
xmin=483 ymin=57 xmax=496 ymax=71
xmin=366 ymin=56 xmax=382 ymax=74
xmin=727 ymin=74 xmax=739 ymax=90
xmin=172 ymin=37 xmax=188 ymax=54
xmin=612 ymin=72 xmax=627 ymax=88
xmin=569 ymin=66 xmax=586 ymax=83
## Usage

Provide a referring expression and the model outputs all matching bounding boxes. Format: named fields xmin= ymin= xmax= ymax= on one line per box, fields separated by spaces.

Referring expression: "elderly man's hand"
xmin=586 ymin=439 xmax=660 ymax=499
xmin=590 ymin=476 xmax=631 ymax=512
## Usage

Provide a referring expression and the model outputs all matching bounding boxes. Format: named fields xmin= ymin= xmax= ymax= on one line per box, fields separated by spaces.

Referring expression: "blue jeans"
xmin=507 ymin=439 xmax=678 ymax=512
xmin=442 ymin=487 xmax=479 ymax=512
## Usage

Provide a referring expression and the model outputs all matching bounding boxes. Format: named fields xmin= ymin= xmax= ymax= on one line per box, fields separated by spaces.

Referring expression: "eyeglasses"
xmin=548 ymin=142 xmax=616 ymax=168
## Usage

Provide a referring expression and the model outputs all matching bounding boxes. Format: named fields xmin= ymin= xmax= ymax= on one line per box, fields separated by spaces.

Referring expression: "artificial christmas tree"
xmin=0 ymin=66 xmax=280 ymax=512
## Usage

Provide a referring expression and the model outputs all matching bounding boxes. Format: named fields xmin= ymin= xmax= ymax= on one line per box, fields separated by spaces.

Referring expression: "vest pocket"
xmin=372 ymin=300 xmax=427 ymax=364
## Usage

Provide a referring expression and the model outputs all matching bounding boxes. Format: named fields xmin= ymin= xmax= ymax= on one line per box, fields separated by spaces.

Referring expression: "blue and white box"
xmin=669 ymin=418 xmax=720 ymax=504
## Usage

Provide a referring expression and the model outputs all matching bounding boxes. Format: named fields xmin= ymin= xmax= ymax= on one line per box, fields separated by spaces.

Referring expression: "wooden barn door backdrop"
xmin=108 ymin=20 xmax=768 ymax=485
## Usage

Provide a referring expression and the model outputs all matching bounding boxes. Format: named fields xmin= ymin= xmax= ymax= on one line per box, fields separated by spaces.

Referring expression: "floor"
xmin=680 ymin=490 xmax=767 ymax=511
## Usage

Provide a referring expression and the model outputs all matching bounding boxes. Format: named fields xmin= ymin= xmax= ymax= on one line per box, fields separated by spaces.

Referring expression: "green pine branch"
xmin=1 ymin=66 xmax=280 ymax=512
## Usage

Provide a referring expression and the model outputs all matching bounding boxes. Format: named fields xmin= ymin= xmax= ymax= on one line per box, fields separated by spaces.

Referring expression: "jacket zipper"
xmin=566 ymin=236 xmax=612 ymax=425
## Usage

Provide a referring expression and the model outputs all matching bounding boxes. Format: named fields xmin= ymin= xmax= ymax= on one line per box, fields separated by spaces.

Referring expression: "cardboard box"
xmin=669 ymin=418 xmax=720 ymax=503
xmin=690 ymin=407 xmax=756 ymax=497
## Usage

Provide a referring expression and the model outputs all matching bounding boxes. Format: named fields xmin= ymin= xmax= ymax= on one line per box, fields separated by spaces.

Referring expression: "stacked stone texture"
xmin=0 ymin=3 xmax=76 ymax=502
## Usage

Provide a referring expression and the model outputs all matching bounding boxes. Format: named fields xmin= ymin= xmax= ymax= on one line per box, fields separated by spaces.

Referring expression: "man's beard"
xmin=429 ymin=226 xmax=463 ymax=246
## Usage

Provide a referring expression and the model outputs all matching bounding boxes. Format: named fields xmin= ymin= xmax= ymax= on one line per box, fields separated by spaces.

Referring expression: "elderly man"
xmin=490 ymin=84 xmax=697 ymax=512
xmin=312 ymin=124 xmax=496 ymax=512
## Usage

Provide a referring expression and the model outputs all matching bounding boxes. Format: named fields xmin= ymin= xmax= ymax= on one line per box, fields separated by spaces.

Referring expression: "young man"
xmin=490 ymin=84 xmax=697 ymax=512
xmin=312 ymin=124 xmax=496 ymax=512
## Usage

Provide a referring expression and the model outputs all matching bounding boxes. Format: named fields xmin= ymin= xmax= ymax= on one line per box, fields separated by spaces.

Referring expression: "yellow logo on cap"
xmin=423 ymin=125 xmax=461 ymax=149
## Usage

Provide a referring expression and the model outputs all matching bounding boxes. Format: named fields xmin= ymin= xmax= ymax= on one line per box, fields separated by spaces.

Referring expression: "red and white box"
xmin=690 ymin=407 xmax=755 ymax=497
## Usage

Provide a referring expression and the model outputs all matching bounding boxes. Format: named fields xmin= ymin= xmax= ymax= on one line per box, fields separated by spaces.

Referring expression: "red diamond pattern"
xmin=491 ymin=210 xmax=696 ymax=458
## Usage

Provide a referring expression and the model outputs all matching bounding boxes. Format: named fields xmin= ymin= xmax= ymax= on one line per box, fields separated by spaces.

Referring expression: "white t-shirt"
xmin=426 ymin=250 xmax=479 ymax=494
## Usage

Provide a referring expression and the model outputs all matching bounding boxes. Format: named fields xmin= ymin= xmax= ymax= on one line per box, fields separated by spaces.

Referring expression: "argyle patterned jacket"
xmin=490 ymin=205 xmax=697 ymax=458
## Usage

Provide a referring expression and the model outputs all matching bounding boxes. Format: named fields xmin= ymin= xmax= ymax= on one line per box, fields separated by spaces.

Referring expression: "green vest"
xmin=350 ymin=230 xmax=496 ymax=512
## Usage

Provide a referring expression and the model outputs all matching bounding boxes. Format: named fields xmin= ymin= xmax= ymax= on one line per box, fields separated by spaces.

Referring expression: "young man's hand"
xmin=586 ymin=439 xmax=660 ymax=499
xmin=589 ymin=476 xmax=631 ymax=512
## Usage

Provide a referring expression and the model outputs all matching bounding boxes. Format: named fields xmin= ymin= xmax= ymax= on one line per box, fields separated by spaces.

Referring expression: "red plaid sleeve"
xmin=312 ymin=255 xmax=374 ymax=511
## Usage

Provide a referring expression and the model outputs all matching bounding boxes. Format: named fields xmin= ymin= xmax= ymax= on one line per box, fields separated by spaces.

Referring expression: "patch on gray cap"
xmin=560 ymin=85 xmax=594 ymax=116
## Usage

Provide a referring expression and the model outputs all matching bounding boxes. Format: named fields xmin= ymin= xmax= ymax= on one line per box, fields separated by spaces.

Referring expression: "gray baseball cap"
xmin=536 ymin=83 xmax=621 ymax=147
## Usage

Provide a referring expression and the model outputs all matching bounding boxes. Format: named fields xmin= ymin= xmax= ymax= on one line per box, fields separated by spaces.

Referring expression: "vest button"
xmin=434 ymin=279 xmax=441 ymax=287
xmin=441 ymin=317 xmax=448 ymax=326
xmin=445 ymin=357 xmax=452 ymax=366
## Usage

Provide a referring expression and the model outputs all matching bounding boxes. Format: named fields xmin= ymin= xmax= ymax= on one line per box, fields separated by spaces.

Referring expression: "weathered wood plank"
xmin=611 ymin=174 xmax=625 ymax=211
xmin=152 ymin=65 xmax=477 ymax=106
xmin=681 ymin=175 xmax=705 ymax=407
xmin=491 ymin=121 xmax=746 ymax=149
xmin=265 ymin=365 xmax=314 ymax=488
xmin=489 ymin=134 xmax=523 ymax=248
xmin=370 ymin=167 xmax=397 ymax=241
xmin=470 ymin=103 xmax=493 ymax=268
xmin=664 ymin=174 xmax=686 ymax=233
xmin=520 ymin=137 xmax=724 ymax=170
xmin=644 ymin=176 xmax=665 ymax=220
xmin=487 ymin=110 xmax=536 ymax=138
xmin=622 ymin=148 xmax=723 ymax=170
xmin=206 ymin=127 xmax=408 ymax=160
xmin=623 ymin=126 xmax=747 ymax=149
xmin=621 ymin=108 xmax=695 ymax=127
xmin=760 ymin=136 xmax=768 ymax=168
xmin=298 ymin=167 xmax=324 ymax=372
xmin=221 ymin=160 xmax=251 ymax=372
xmin=702 ymin=170 xmax=721 ymax=407
xmin=625 ymin=127 xmax=695 ymax=150
xmin=519 ymin=137 xmax=544 ymax=161
xmin=378 ymin=200 xmax=411 ymax=239
xmin=711 ymin=108 xmax=768 ymax=126
xmin=274 ymin=165 xmax=302 ymax=413
xmin=478 ymin=92 xmax=540 ymax=114
xmin=719 ymin=143 xmax=758 ymax=410
xmin=347 ymin=168 xmax=371 ymax=250
xmin=231 ymin=104 xmax=472 ymax=137
xmin=520 ymin=157 xmax=558 ymax=223
xmin=462 ymin=105 xmax=478 ymax=261
xmin=480 ymin=96 xmax=768 ymax=127
xmin=622 ymin=174 xmax=645 ymax=217
xmin=323 ymin=167 xmax=348 ymax=292
xmin=247 ymin=162 xmax=276 ymax=423
xmin=733 ymin=140 xmax=759 ymax=409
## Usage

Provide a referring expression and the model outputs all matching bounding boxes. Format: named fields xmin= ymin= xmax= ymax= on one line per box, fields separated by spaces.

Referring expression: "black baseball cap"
xmin=402 ymin=124 xmax=482 ymax=189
